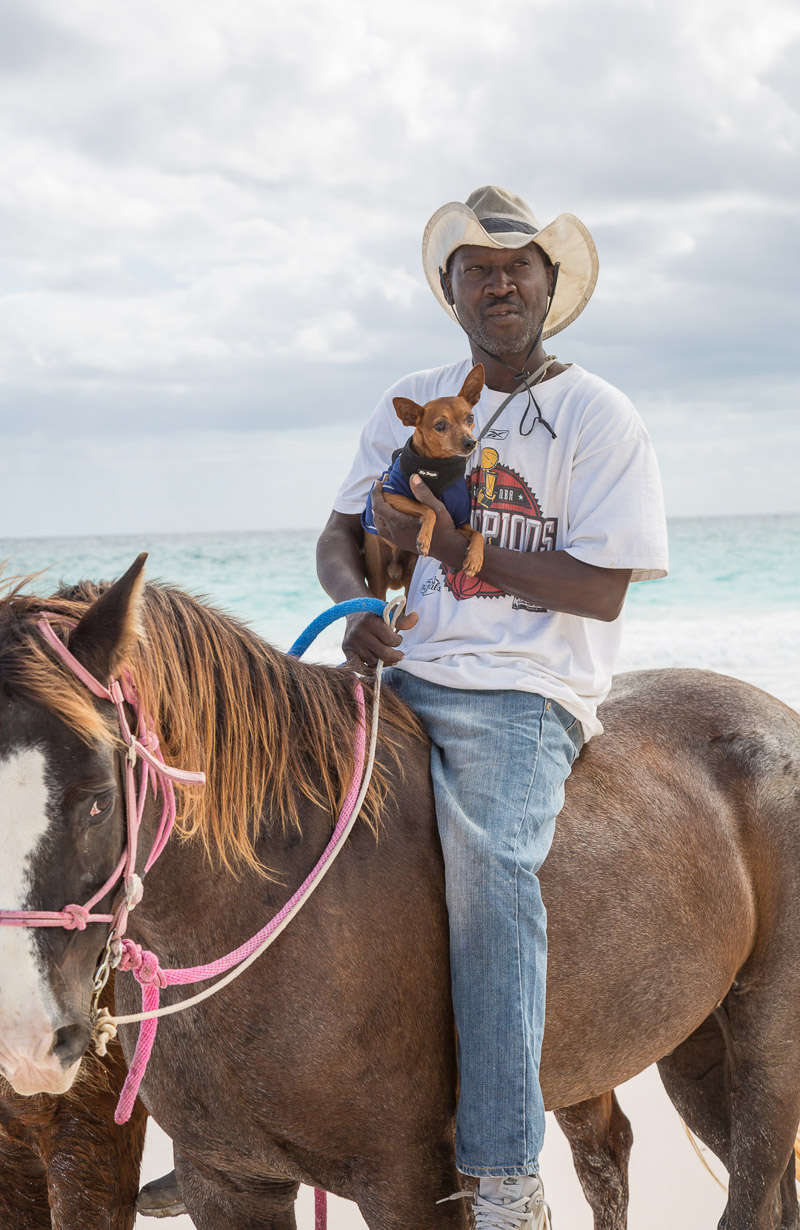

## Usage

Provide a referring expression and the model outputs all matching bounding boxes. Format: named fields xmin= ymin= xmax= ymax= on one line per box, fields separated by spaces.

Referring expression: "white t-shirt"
xmin=334 ymin=360 xmax=668 ymax=739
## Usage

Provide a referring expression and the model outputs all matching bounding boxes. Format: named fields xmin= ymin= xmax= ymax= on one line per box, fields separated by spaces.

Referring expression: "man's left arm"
xmin=370 ymin=477 xmax=631 ymax=623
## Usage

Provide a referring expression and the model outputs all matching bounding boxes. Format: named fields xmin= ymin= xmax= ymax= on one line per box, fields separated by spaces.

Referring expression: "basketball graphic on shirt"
xmin=443 ymin=460 xmax=558 ymax=602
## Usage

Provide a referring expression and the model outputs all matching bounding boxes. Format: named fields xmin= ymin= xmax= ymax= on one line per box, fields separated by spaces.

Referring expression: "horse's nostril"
xmin=51 ymin=1022 xmax=91 ymax=1067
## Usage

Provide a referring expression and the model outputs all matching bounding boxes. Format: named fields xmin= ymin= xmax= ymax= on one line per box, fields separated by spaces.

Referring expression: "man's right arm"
xmin=316 ymin=510 xmax=413 ymax=667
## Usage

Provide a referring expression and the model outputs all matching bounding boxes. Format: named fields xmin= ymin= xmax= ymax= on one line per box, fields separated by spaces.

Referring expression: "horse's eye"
xmin=88 ymin=792 xmax=115 ymax=822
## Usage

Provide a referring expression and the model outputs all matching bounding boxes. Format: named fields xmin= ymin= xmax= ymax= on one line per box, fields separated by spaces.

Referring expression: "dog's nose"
xmin=462 ymin=437 xmax=476 ymax=451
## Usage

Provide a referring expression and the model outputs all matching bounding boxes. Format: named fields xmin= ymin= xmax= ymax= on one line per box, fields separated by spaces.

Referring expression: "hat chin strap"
xmin=441 ymin=262 xmax=561 ymax=440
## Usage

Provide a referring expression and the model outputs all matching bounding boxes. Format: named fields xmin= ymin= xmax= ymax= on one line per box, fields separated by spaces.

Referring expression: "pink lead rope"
xmin=112 ymin=685 xmax=366 ymax=1122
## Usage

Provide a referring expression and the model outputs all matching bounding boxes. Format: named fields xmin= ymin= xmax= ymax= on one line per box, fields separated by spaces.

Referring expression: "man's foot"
xmin=439 ymin=1175 xmax=552 ymax=1230
xmin=136 ymin=1169 xmax=188 ymax=1219
xmin=474 ymin=1176 xmax=551 ymax=1230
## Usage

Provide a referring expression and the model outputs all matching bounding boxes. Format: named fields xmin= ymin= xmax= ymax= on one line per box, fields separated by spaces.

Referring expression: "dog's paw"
xmin=416 ymin=537 xmax=431 ymax=556
xmin=462 ymin=544 xmax=484 ymax=577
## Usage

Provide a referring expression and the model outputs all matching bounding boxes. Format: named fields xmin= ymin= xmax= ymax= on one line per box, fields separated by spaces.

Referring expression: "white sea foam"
xmin=619 ymin=608 xmax=800 ymax=714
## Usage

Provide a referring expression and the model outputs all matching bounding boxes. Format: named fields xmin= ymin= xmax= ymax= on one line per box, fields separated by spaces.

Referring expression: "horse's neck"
xmin=129 ymin=798 xmax=335 ymax=963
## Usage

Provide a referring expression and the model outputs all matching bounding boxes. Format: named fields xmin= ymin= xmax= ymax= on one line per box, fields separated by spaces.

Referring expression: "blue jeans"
xmin=384 ymin=671 xmax=583 ymax=1177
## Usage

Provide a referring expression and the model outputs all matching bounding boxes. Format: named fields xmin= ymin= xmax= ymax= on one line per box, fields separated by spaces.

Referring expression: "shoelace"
xmin=438 ymin=1188 xmax=552 ymax=1230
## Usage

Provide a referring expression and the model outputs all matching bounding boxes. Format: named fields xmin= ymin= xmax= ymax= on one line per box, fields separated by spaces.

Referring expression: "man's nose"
xmin=485 ymin=267 xmax=516 ymax=295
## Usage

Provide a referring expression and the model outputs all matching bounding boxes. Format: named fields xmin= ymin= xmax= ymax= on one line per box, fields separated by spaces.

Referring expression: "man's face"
xmin=444 ymin=242 xmax=554 ymax=361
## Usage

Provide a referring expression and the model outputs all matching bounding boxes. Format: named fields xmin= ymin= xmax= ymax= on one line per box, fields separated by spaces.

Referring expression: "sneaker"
xmin=438 ymin=1175 xmax=552 ymax=1230
xmin=136 ymin=1169 xmax=188 ymax=1219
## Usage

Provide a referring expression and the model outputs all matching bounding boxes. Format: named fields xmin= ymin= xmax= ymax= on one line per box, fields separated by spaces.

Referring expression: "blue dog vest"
xmin=362 ymin=441 xmax=473 ymax=536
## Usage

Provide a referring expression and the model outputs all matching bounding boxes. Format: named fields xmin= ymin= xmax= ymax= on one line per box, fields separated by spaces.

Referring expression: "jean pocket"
xmin=546 ymin=699 xmax=584 ymax=761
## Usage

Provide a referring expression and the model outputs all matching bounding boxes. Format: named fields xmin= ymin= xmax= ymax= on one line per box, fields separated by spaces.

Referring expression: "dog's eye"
xmin=434 ymin=421 xmax=447 ymax=432
xmin=466 ymin=415 xmax=475 ymax=426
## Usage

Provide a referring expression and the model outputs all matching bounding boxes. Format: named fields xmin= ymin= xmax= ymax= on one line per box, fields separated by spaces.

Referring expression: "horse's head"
xmin=0 ymin=556 xmax=146 ymax=1095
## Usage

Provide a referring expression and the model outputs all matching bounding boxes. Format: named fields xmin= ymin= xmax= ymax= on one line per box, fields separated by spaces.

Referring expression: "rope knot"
xmin=118 ymin=939 xmax=167 ymax=987
xmin=124 ymin=874 xmax=144 ymax=910
xmin=91 ymin=1007 xmax=118 ymax=1057
xmin=63 ymin=904 xmax=89 ymax=931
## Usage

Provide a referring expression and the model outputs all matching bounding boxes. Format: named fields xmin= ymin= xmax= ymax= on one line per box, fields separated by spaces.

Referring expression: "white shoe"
xmin=438 ymin=1175 xmax=552 ymax=1230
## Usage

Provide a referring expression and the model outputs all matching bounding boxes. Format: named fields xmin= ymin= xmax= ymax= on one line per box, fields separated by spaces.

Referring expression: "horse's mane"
xmin=0 ymin=571 xmax=425 ymax=875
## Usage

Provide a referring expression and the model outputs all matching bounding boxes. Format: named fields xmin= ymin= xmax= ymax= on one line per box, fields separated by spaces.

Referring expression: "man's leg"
xmin=385 ymin=673 xmax=582 ymax=1184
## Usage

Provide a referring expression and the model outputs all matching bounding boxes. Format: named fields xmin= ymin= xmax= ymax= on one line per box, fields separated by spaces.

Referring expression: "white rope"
xmin=109 ymin=596 xmax=405 ymax=1027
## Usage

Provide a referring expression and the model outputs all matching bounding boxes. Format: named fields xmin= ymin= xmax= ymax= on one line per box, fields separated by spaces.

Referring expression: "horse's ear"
xmin=68 ymin=554 xmax=147 ymax=682
xmin=458 ymin=363 xmax=485 ymax=407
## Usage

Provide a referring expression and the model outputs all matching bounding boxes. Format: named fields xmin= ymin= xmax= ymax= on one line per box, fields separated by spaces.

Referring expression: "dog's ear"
xmin=459 ymin=364 xmax=485 ymax=407
xmin=393 ymin=397 xmax=423 ymax=427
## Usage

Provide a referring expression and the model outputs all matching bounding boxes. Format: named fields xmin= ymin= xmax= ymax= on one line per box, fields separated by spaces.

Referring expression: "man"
xmin=317 ymin=185 xmax=668 ymax=1229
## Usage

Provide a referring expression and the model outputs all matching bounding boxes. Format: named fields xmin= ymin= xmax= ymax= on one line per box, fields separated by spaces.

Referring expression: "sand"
xmin=134 ymin=1063 xmax=729 ymax=1228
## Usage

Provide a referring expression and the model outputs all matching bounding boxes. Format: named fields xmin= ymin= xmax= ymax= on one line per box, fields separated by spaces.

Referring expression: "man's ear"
xmin=67 ymin=554 xmax=147 ymax=682
xmin=393 ymin=397 xmax=423 ymax=427
xmin=459 ymin=364 xmax=485 ymax=407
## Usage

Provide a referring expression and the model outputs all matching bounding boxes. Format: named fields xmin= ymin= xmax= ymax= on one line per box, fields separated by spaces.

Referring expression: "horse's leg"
xmin=778 ymin=1155 xmax=800 ymax=1230
xmin=658 ymin=1011 xmax=732 ymax=1166
xmin=660 ymin=993 xmax=800 ymax=1230
xmin=175 ymin=1157 xmax=300 ymax=1230
xmin=555 ymin=1091 xmax=633 ymax=1230
xmin=722 ymin=977 xmax=800 ymax=1230
xmin=0 ymin=1131 xmax=51 ymax=1228
xmin=44 ymin=1046 xmax=148 ymax=1230
xmin=355 ymin=1169 xmax=470 ymax=1230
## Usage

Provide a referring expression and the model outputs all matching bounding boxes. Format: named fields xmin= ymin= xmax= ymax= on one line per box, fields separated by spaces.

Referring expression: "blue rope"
xmin=287 ymin=598 xmax=387 ymax=658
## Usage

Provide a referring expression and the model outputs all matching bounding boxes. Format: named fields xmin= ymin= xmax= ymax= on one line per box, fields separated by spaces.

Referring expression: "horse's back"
xmin=540 ymin=667 xmax=800 ymax=1107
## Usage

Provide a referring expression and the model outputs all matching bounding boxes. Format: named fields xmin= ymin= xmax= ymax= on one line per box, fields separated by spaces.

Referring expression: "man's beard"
xmin=464 ymin=306 xmax=545 ymax=366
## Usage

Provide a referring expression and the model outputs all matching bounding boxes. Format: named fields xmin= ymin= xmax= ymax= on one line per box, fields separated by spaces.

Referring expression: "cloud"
xmin=0 ymin=0 xmax=797 ymax=532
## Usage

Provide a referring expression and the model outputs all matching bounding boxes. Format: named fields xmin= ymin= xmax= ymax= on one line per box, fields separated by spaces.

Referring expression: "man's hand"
xmin=342 ymin=608 xmax=418 ymax=670
xmin=316 ymin=508 xmax=421 ymax=669
xmin=371 ymin=477 xmax=469 ymax=571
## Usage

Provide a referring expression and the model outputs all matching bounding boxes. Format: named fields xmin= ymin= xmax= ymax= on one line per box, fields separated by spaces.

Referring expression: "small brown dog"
xmin=363 ymin=364 xmax=486 ymax=600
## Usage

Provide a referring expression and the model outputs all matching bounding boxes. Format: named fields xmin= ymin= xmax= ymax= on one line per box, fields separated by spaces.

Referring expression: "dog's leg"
xmin=381 ymin=493 xmax=437 ymax=556
xmin=458 ymin=527 xmax=484 ymax=577
xmin=363 ymin=532 xmax=390 ymax=601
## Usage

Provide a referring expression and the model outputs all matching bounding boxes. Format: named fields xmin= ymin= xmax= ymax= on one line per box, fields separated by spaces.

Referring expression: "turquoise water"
xmin=629 ymin=514 xmax=800 ymax=615
xmin=2 ymin=515 xmax=799 ymax=715
xmin=2 ymin=514 xmax=797 ymax=638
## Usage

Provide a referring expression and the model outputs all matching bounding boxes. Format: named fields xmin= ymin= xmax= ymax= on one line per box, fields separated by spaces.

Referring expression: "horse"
xmin=0 ymin=973 xmax=147 ymax=1229
xmin=0 ymin=556 xmax=799 ymax=1230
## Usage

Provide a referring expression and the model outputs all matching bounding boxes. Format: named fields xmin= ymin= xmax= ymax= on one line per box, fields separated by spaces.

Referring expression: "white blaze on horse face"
xmin=0 ymin=747 xmax=75 ymax=1094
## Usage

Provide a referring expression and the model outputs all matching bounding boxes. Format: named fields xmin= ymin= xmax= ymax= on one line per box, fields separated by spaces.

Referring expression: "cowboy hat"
xmin=422 ymin=185 xmax=599 ymax=339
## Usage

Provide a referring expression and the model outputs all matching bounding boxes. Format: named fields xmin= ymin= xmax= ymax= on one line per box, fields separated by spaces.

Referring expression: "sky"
xmin=0 ymin=0 xmax=798 ymax=537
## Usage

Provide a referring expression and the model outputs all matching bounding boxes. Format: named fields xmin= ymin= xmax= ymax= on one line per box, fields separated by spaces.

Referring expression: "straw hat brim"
xmin=422 ymin=202 xmax=599 ymax=339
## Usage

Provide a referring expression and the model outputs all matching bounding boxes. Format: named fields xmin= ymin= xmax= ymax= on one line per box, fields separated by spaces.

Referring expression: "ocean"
xmin=1 ymin=513 xmax=798 ymax=712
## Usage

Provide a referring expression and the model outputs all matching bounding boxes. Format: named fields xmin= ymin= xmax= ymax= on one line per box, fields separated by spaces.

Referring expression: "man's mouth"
xmin=484 ymin=305 xmax=520 ymax=319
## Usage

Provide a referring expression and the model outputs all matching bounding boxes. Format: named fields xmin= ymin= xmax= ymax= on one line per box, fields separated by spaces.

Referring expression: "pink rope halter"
xmin=0 ymin=607 xmax=367 ymax=1230
xmin=0 ymin=615 xmax=206 ymax=939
